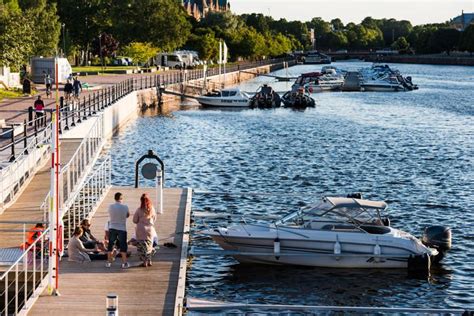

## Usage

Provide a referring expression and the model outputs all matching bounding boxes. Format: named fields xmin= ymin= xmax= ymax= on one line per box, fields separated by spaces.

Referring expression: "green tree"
xmin=121 ymin=42 xmax=158 ymax=65
xmin=0 ymin=2 xmax=34 ymax=71
xmin=184 ymin=29 xmax=219 ymax=61
xmin=459 ymin=24 xmax=474 ymax=55
xmin=429 ymin=28 xmax=461 ymax=55
xmin=330 ymin=18 xmax=344 ymax=31
xmin=111 ymin=0 xmax=191 ymax=52
xmin=25 ymin=0 xmax=61 ymax=57
xmin=391 ymin=36 xmax=409 ymax=51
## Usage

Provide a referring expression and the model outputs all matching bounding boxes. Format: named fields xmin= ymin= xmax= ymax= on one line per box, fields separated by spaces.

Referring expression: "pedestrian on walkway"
xmin=133 ymin=193 xmax=157 ymax=267
xmin=44 ymin=73 xmax=53 ymax=98
xmin=106 ymin=192 xmax=130 ymax=269
xmin=34 ymin=95 xmax=45 ymax=127
xmin=72 ymin=76 xmax=82 ymax=99
xmin=63 ymin=80 xmax=73 ymax=103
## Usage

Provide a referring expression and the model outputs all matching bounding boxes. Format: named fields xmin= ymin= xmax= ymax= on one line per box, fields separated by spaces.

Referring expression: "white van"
xmin=155 ymin=53 xmax=184 ymax=69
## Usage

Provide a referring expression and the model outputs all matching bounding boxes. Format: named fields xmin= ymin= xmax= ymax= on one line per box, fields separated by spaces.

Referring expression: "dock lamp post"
xmin=106 ymin=293 xmax=119 ymax=316
xmin=135 ymin=150 xmax=165 ymax=214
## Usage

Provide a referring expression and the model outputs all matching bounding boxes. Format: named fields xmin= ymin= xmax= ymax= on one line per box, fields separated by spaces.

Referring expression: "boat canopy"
xmin=277 ymin=196 xmax=387 ymax=226
xmin=325 ymin=197 xmax=387 ymax=210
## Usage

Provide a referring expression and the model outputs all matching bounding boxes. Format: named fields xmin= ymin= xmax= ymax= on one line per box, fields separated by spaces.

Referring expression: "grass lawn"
xmin=0 ymin=88 xmax=27 ymax=101
xmin=72 ymin=66 xmax=138 ymax=73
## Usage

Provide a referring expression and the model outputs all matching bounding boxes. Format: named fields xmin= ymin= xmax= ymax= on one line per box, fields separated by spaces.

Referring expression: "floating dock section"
xmin=30 ymin=187 xmax=192 ymax=316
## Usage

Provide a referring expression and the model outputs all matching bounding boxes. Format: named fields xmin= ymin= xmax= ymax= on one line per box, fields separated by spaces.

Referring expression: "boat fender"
xmin=407 ymin=253 xmax=431 ymax=277
xmin=334 ymin=236 xmax=341 ymax=260
xmin=374 ymin=243 xmax=381 ymax=263
xmin=274 ymin=237 xmax=281 ymax=260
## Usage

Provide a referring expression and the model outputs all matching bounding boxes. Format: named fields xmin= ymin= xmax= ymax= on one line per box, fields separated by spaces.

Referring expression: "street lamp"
xmin=98 ymin=34 xmax=104 ymax=72
xmin=62 ymin=24 xmax=66 ymax=57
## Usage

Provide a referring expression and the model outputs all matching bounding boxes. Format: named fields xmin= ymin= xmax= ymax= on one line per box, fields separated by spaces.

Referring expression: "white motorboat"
xmin=196 ymin=88 xmax=251 ymax=107
xmin=205 ymin=195 xmax=451 ymax=271
xmin=359 ymin=64 xmax=418 ymax=91
xmin=292 ymin=69 xmax=344 ymax=93
xmin=361 ymin=75 xmax=406 ymax=92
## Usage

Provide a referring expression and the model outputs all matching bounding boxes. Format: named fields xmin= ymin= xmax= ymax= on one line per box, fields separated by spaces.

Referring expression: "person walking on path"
xmin=34 ymin=95 xmax=45 ymax=127
xmin=106 ymin=192 xmax=130 ymax=269
xmin=68 ymin=227 xmax=91 ymax=263
xmin=72 ymin=76 xmax=82 ymax=100
xmin=63 ymin=80 xmax=73 ymax=103
xmin=44 ymin=74 xmax=53 ymax=98
xmin=133 ymin=193 xmax=157 ymax=267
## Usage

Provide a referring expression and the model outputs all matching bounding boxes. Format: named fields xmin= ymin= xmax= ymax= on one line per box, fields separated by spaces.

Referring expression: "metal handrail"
xmin=0 ymin=227 xmax=49 ymax=316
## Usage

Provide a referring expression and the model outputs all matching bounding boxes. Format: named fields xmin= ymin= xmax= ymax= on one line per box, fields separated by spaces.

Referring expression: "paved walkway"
xmin=0 ymin=71 xmax=168 ymax=124
xmin=30 ymin=187 xmax=191 ymax=316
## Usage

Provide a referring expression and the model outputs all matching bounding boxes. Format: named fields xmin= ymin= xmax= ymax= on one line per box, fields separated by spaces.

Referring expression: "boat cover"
xmin=326 ymin=197 xmax=387 ymax=210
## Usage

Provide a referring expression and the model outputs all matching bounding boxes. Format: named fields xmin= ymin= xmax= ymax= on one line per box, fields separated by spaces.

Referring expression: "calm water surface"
xmin=109 ymin=61 xmax=474 ymax=311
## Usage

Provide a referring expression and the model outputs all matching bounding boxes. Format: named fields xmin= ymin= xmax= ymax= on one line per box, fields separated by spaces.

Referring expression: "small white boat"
xmin=361 ymin=75 xmax=406 ymax=92
xmin=205 ymin=195 xmax=451 ymax=271
xmin=292 ymin=69 xmax=344 ymax=93
xmin=196 ymin=88 xmax=250 ymax=107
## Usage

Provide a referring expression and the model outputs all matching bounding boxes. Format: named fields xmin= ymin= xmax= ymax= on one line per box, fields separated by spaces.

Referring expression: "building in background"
xmin=450 ymin=11 xmax=474 ymax=31
xmin=182 ymin=0 xmax=230 ymax=20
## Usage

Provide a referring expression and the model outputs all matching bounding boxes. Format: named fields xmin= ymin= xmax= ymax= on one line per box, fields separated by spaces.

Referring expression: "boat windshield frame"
xmin=276 ymin=197 xmax=387 ymax=227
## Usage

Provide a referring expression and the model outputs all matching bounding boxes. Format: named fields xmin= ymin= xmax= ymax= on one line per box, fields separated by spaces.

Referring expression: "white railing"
xmin=0 ymin=126 xmax=52 ymax=213
xmin=60 ymin=114 xmax=104 ymax=207
xmin=0 ymin=227 xmax=49 ymax=316
xmin=63 ymin=156 xmax=111 ymax=241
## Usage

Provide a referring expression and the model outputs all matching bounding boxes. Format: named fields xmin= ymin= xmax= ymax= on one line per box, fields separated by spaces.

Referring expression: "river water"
xmin=109 ymin=61 xmax=474 ymax=312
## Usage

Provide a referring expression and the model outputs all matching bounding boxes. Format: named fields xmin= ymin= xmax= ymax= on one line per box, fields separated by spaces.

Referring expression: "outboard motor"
xmin=347 ymin=192 xmax=363 ymax=199
xmin=422 ymin=226 xmax=452 ymax=263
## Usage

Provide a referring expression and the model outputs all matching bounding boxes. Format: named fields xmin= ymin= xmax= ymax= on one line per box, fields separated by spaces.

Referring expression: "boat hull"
xmin=196 ymin=97 xmax=250 ymax=107
xmin=208 ymin=225 xmax=432 ymax=269
xmin=361 ymin=84 xmax=405 ymax=92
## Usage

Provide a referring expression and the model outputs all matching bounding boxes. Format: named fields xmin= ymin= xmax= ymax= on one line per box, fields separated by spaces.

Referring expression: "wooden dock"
xmin=0 ymin=139 xmax=82 ymax=249
xmin=29 ymin=187 xmax=192 ymax=316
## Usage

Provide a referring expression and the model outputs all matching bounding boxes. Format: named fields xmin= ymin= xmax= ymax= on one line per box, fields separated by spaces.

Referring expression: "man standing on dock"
xmin=106 ymin=192 xmax=130 ymax=269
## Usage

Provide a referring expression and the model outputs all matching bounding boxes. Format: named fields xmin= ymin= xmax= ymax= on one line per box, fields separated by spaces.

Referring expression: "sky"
xmin=231 ymin=0 xmax=474 ymax=25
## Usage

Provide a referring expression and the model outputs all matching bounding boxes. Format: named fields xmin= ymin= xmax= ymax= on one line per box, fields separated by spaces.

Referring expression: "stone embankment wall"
xmin=365 ymin=55 xmax=474 ymax=66
xmin=135 ymin=64 xmax=277 ymax=112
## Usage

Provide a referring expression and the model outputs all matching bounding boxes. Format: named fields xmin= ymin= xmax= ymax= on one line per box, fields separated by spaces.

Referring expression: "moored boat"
xmin=281 ymin=89 xmax=316 ymax=108
xmin=249 ymin=84 xmax=281 ymax=109
xmin=205 ymin=195 xmax=451 ymax=272
xmin=196 ymin=88 xmax=250 ymax=107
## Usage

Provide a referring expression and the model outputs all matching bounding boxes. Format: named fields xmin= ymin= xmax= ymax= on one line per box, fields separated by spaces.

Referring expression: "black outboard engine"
xmin=422 ymin=226 xmax=452 ymax=263
xmin=347 ymin=192 xmax=363 ymax=199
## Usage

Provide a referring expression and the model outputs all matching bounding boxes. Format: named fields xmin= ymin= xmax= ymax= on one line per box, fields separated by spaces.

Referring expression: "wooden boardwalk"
xmin=30 ymin=187 xmax=192 ymax=316
xmin=0 ymin=139 xmax=82 ymax=249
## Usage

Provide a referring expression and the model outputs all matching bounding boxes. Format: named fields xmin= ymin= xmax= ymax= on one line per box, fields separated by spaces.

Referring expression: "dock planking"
xmin=0 ymin=139 xmax=82 ymax=249
xmin=29 ymin=187 xmax=191 ymax=316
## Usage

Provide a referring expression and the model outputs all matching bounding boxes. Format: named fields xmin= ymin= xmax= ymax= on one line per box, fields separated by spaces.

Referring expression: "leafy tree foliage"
xmin=391 ymin=36 xmax=409 ymax=51
xmin=429 ymin=28 xmax=461 ymax=55
xmin=0 ymin=2 xmax=34 ymax=70
xmin=459 ymin=24 xmax=474 ymax=55
xmin=121 ymin=42 xmax=158 ymax=65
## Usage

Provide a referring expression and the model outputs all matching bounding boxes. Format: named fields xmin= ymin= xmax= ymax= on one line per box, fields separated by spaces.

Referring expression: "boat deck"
xmin=29 ymin=187 xmax=191 ymax=316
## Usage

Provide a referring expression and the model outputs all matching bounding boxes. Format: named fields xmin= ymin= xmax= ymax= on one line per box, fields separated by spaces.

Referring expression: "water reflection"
xmin=109 ymin=61 xmax=474 ymax=310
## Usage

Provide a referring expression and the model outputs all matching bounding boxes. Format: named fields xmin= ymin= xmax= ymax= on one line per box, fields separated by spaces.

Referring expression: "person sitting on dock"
xmin=20 ymin=223 xmax=45 ymax=251
xmin=67 ymin=227 xmax=91 ymax=263
xmin=106 ymin=192 xmax=130 ymax=269
xmin=80 ymin=219 xmax=106 ymax=252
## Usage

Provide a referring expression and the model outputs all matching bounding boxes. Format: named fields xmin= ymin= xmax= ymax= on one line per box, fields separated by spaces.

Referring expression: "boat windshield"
xmin=277 ymin=197 xmax=387 ymax=226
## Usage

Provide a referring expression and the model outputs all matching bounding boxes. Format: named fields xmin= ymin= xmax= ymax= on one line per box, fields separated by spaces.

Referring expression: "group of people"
xmin=68 ymin=192 xmax=159 ymax=269
xmin=32 ymin=74 xmax=83 ymax=126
